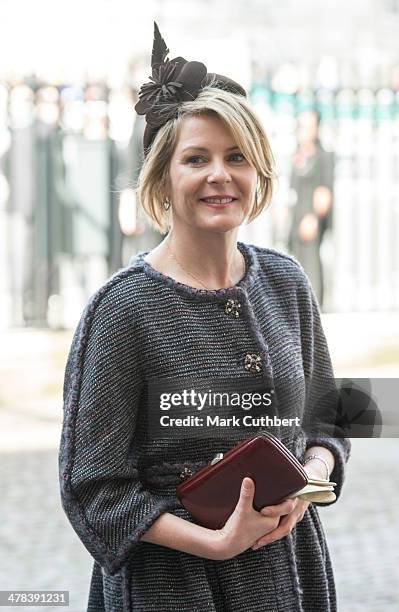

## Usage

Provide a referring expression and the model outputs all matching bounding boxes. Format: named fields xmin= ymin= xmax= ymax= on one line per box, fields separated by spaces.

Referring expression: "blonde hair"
xmin=135 ymin=85 xmax=276 ymax=234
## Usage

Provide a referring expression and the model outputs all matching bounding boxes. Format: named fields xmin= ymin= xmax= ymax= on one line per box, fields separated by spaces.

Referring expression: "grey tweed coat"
xmin=59 ymin=241 xmax=351 ymax=612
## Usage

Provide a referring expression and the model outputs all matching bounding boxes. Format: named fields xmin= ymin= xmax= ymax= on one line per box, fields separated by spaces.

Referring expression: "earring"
xmin=164 ymin=198 xmax=171 ymax=211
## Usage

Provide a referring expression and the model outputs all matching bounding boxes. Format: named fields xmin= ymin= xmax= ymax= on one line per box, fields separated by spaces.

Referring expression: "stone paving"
xmin=0 ymin=328 xmax=399 ymax=611
xmin=0 ymin=447 xmax=92 ymax=612
xmin=321 ymin=438 xmax=399 ymax=611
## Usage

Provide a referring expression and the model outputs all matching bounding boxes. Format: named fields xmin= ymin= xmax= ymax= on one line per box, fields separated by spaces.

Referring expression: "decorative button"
xmin=225 ymin=299 xmax=242 ymax=318
xmin=179 ymin=467 xmax=194 ymax=481
xmin=244 ymin=353 xmax=262 ymax=373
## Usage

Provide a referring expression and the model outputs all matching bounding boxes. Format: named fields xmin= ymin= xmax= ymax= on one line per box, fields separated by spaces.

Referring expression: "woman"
xmin=288 ymin=109 xmax=335 ymax=308
xmin=59 ymin=24 xmax=350 ymax=612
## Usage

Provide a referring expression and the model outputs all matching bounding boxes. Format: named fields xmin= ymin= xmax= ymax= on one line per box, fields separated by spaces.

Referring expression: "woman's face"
xmin=166 ymin=114 xmax=257 ymax=235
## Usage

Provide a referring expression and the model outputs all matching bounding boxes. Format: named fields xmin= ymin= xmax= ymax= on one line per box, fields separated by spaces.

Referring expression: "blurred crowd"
xmin=1 ymin=67 xmax=399 ymax=328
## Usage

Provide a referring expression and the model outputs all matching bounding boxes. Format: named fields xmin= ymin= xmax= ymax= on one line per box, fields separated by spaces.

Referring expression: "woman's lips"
xmin=199 ymin=197 xmax=238 ymax=208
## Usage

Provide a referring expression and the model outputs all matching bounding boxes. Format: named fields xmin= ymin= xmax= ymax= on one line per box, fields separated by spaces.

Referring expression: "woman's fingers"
xmin=260 ymin=497 xmax=297 ymax=518
xmin=237 ymin=477 xmax=255 ymax=508
xmin=253 ymin=514 xmax=294 ymax=549
xmin=253 ymin=501 xmax=310 ymax=550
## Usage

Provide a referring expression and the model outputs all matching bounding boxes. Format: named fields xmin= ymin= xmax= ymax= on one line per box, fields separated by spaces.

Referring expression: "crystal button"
xmin=225 ymin=299 xmax=242 ymax=318
xmin=179 ymin=467 xmax=194 ymax=481
xmin=244 ymin=353 xmax=262 ymax=373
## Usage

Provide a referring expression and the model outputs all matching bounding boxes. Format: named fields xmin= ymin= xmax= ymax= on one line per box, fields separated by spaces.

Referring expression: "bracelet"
xmin=303 ymin=454 xmax=330 ymax=480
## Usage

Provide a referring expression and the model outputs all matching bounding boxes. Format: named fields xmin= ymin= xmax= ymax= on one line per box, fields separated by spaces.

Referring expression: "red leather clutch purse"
xmin=176 ymin=432 xmax=308 ymax=529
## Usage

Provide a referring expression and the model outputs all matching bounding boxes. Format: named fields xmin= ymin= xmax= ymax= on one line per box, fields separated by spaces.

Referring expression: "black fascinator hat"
xmin=135 ymin=22 xmax=247 ymax=154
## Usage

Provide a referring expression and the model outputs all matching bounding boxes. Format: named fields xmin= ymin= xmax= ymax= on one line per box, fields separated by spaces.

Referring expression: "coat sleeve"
xmin=58 ymin=282 xmax=179 ymax=576
xmin=298 ymin=274 xmax=351 ymax=507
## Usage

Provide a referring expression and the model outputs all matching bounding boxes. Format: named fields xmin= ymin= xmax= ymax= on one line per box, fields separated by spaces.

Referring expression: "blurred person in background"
xmin=6 ymin=79 xmax=69 ymax=326
xmin=118 ymin=109 xmax=162 ymax=266
xmin=59 ymin=24 xmax=350 ymax=612
xmin=288 ymin=110 xmax=334 ymax=309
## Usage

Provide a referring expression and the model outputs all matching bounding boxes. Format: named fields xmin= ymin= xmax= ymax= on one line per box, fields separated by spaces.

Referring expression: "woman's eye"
xmin=229 ymin=153 xmax=245 ymax=162
xmin=185 ymin=153 xmax=246 ymax=165
xmin=187 ymin=156 xmax=205 ymax=164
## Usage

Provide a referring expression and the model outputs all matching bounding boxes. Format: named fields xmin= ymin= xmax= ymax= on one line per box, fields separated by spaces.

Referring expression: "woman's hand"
xmin=214 ymin=477 xmax=297 ymax=560
xmin=250 ymin=459 xmax=329 ymax=550
xmin=250 ymin=497 xmax=310 ymax=550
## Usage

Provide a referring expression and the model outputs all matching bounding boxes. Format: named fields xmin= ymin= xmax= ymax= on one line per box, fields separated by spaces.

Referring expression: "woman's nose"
xmin=207 ymin=162 xmax=232 ymax=183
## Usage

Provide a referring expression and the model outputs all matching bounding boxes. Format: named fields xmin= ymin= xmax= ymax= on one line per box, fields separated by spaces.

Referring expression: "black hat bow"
xmin=135 ymin=22 xmax=246 ymax=153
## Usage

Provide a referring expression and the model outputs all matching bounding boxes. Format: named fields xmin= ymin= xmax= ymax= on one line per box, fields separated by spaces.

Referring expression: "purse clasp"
xmin=210 ymin=452 xmax=224 ymax=465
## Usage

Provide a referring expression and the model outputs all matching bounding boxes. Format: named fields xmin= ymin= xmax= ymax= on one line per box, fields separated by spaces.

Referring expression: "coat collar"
xmin=128 ymin=241 xmax=259 ymax=302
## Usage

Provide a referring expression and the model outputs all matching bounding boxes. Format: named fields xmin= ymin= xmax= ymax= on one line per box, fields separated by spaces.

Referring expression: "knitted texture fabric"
xmin=59 ymin=241 xmax=351 ymax=612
